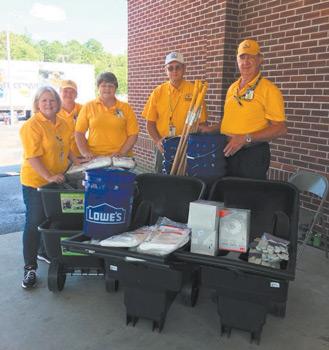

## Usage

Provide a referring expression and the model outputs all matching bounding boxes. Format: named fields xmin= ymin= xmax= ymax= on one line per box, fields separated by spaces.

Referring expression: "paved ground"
xmin=0 ymin=231 xmax=328 ymax=350
xmin=0 ymin=123 xmax=25 ymax=234
xmin=0 ymin=122 xmax=23 ymax=167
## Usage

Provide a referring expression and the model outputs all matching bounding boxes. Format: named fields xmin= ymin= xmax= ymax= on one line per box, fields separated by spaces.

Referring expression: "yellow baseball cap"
xmin=237 ymin=39 xmax=261 ymax=56
xmin=60 ymin=79 xmax=77 ymax=91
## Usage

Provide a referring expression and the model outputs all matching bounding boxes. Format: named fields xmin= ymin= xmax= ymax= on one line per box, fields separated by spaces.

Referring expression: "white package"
xmin=112 ymin=157 xmax=136 ymax=169
xmin=66 ymin=156 xmax=112 ymax=174
xmin=136 ymin=226 xmax=190 ymax=256
xmin=218 ymin=208 xmax=250 ymax=253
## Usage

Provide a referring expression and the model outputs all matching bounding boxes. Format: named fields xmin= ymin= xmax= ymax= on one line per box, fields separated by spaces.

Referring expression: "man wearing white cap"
xmin=201 ymin=39 xmax=287 ymax=179
xmin=142 ymin=52 xmax=208 ymax=172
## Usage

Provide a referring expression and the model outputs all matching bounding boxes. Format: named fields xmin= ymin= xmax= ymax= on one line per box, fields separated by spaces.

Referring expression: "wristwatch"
xmin=245 ymin=134 xmax=252 ymax=143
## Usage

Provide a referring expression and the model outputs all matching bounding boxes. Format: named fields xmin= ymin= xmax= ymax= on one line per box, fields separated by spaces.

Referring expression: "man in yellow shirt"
xmin=57 ymin=80 xmax=82 ymax=156
xmin=201 ymin=39 xmax=287 ymax=179
xmin=142 ymin=52 xmax=208 ymax=172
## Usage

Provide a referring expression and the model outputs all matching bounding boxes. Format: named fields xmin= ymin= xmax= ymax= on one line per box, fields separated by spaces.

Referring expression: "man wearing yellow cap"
xmin=57 ymin=80 xmax=82 ymax=156
xmin=202 ymin=39 xmax=287 ymax=179
xmin=142 ymin=52 xmax=208 ymax=172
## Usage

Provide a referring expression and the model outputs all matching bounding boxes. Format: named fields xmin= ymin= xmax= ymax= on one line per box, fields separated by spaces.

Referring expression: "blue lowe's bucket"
xmin=186 ymin=133 xmax=227 ymax=178
xmin=83 ymin=168 xmax=136 ymax=240
xmin=162 ymin=136 xmax=180 ymax=174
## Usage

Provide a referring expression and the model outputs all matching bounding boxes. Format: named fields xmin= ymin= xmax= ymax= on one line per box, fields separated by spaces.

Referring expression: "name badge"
xmin=115 ymin=108 xmax=124 ymax=118
xmin=244 ymin=88 xmax=254 ymax=100
xmin=184 ymin=93 xmax=192 ymax=101
xmin=169 ymin=125 xmax=176 ymax=137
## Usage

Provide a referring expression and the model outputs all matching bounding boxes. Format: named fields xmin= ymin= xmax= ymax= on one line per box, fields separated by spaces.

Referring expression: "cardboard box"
xmin=218 ymin=208 xmax=250 ymax=253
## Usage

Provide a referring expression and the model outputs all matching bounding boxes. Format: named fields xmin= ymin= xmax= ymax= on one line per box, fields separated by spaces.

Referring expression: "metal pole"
xmin=6 ymin=29 xmax=14 ymax=125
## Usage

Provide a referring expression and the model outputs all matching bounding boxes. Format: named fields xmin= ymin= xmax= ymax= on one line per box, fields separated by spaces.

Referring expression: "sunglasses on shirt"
xmin=166 ymin=64 xmax=183 ymax=72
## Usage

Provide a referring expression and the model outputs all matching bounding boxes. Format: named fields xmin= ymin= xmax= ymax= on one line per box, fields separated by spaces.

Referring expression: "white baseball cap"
xmin=164 ymin=52 xmax=184 ymax=65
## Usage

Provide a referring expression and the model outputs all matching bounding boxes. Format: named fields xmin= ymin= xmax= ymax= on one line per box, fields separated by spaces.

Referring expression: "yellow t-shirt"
xmin=75 ymin=98 xmax=139 ymax=156
xmin=58 ymin=102 xmax=82 ymax=156
xmin=20 ymin=112 xmax=72 ymax=188
xmin=142 ymin=80 xmax=208 ymax=138
xmin=221 ymin=73 xmax=285 ymax=135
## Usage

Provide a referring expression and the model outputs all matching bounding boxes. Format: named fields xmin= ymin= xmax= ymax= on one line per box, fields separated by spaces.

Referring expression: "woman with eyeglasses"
xmin=75 ymin=72 xmax=139 ymax=160
xmin=19 ymin=86 xmax=81 ymax=289
xmin=200 ymin=39 xmax=287 ymax=179
xmin=142 ymin=52 xmax=208 ymax=172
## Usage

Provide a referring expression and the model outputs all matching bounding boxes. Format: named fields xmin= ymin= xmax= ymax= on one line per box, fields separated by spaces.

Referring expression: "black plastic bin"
xmin=38 ymin=220 xmax=104 ymax=292
xmin=37 ymin=181 xmax=105 ymax=292
xmin=62 ymin=173 xmax=206 ymax=331
xmin=174 ymin=177 xmax=299 ymax=344
xmin=37 ymin=181 xmax=84 ymax=223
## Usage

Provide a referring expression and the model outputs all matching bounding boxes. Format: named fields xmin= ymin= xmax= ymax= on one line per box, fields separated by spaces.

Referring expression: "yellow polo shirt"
xmin=58 ymin=103 xmax=82 ymax=156
xmin=20 ymin=112 xmax=72 ymax=188
xmin=142 ymin=80 xmax=208 ymax=138
xmin=75 ymin=98 xmax=139 ymax=156
xmin=221 ymin=73 xmax=285 ymax=135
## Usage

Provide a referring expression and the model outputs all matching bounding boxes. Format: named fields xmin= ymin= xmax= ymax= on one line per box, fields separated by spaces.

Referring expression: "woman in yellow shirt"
xmin=75 ymin=72 xmax=139 ymax=160
xmin=20 ymin=86 xmax=80 ymax=289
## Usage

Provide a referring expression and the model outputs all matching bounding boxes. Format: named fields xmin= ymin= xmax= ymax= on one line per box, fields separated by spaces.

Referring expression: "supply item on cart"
xmin=100 ymin=217 xmax=190 ymax=255
xmin=66 ymin=156 xmax=136 ymax=175
xmin=37 ymin=177 xmax=103 ymax=292
xmin=248 ymin=233 xmax=290 ymax=269
xmin=83 ymin=168 xmax=136 ymax=240
xmin=61 ymin=173 xmax=206 ymax=331
xmin=173 ymin=177 xmax=299 ymax=344
xmin=162 ymin=133 xmax=227 ymax=179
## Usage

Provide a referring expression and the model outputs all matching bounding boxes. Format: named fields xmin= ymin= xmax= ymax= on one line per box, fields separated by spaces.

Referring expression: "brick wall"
xmin=128 ymin=0 xmax=329 ymax=227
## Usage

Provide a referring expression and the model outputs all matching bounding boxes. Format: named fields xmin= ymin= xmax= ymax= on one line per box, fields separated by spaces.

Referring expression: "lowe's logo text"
xmin=86 ymin=203 xmax=126 ymax=225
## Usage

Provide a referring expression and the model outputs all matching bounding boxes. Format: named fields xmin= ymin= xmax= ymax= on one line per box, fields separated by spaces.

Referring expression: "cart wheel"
xmin=220 ymin=325 xmax=231 ymax=337
xmin=152 ymin=319 xmax=164 ymax=333
xmin=180 ymin=283 xmax=199 ymax=307
xmin=48 ymin=261 xmax=66 ymax=292
xmin=105 ymin=274 xmax=119 ymax=292
xmin=250 ymin=331 xmax=261 ymax=345
xmin=270 ymin=302 xmax=286 ymax=318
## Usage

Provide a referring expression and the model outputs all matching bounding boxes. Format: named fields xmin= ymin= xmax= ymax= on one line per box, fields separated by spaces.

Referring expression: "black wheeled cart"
xmin=62 ymin=173 xmax=206 ymax=331
xmin=174 ymin=177 xmax=299 ymax=344
xmin=38 ymin=181 xmax=105 ymax=292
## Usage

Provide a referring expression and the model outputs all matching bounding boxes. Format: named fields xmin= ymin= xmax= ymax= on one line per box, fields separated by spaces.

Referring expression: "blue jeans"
xmin=22 ymin=185 xmax=46 ymax=269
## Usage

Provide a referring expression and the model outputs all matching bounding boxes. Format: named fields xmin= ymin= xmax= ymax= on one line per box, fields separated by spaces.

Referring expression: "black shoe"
xmin=22 ymin=268 xmax=37 ymax=289
xmin=37 ymin=254 xmax=50 ymax=264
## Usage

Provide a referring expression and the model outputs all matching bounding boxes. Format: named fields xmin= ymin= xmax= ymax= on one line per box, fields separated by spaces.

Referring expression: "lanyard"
xmin=168 ymin=89 xmax=181 ymax=125
xmin=234 ymin=75 xmax=262 ymax=106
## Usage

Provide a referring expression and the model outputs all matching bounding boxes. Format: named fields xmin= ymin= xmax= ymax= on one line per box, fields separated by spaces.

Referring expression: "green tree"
xmin=0 ymin=32 xmax=128 ymax=93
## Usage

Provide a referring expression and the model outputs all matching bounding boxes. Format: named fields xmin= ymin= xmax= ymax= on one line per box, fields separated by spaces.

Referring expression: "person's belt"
xmin=243 ymin=141 xmax=268 ymax=149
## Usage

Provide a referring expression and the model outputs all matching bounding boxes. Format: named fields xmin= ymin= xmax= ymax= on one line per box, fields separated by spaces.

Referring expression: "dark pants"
xmin=154 ymin=149 xmax=164 ymax=174
xmin=226 ymin=142 xmax=270 ymax=180
xmin=22 ymin=185 xmax=46 ymax=269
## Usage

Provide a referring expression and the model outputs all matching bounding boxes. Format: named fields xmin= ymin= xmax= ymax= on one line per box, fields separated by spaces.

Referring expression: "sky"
xmin=0 ymin=0 xmax=127 ymax=54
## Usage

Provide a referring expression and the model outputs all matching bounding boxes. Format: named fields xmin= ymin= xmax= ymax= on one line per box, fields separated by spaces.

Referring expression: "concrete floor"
xmin=1 ymin=231 xmax=329 ymax=350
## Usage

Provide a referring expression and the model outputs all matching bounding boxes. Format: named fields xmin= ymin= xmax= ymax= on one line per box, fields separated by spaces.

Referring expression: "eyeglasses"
xmin=166 ymin=65 xmax=183 ymax=72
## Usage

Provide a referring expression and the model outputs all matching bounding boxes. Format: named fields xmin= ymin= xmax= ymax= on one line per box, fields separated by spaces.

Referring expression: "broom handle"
xmin=170 ymin=80 xmax=199 ymax=175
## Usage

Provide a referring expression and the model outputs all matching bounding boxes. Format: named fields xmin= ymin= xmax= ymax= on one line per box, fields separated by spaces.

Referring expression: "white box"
xmin=188 ymin=200 xmax=224 ymax=231
xmin=190 ymin=228 xmax=218 ymax=256
xmin=218 ymin=208 xmax=250 ymax=253
xmin=188 ymin=200 xmax=224 ymax=256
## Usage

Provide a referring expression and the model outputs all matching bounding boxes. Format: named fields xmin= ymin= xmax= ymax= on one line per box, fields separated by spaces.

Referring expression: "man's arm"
xmin=223 ymin=120 xmax=287 ymax=157
xmin=147 ymin=120 xmax=163 ymax=153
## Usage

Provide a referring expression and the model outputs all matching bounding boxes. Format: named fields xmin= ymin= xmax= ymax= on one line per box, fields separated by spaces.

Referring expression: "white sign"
xmin=0 ymin=60 xmax=95 ymax=110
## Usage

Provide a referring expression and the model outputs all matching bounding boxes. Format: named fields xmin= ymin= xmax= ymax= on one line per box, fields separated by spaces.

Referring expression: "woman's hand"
xmin=81 ymin=151 xmax=94 ymax=162
xmin=47 ymin=174 xmax=65 ymax=183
